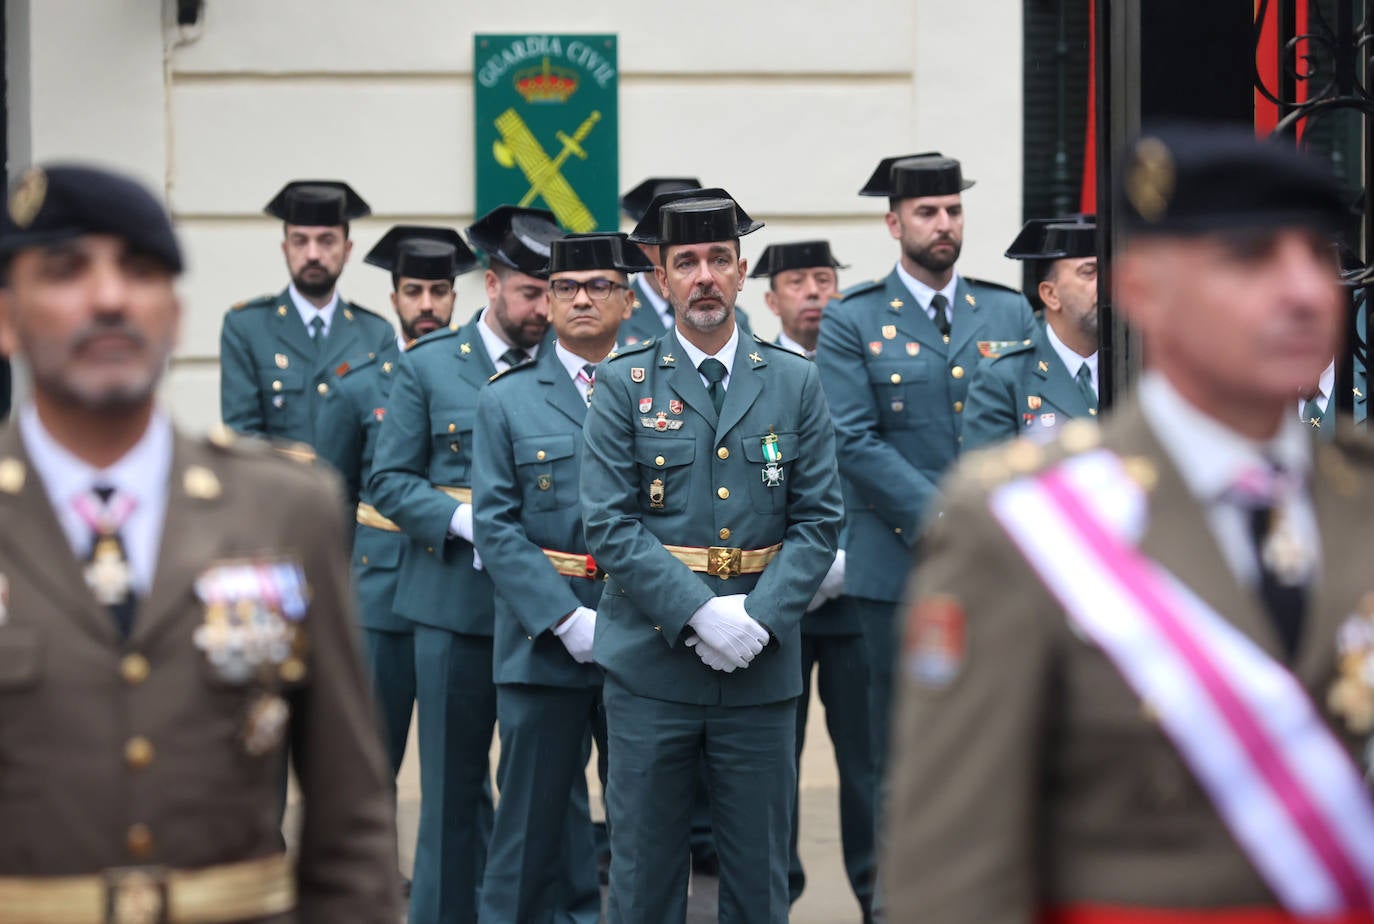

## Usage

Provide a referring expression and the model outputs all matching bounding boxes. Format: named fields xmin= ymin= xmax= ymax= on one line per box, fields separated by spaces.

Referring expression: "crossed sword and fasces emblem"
xmin=493 ymin=108 xmax=601 ymax=232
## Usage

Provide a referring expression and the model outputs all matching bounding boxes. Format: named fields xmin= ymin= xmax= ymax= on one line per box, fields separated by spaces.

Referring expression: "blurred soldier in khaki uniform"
xmin=0 ymin=164 xmax=398 ymax=922
xmin=885 ymin=125 xmax=1374 ymax=921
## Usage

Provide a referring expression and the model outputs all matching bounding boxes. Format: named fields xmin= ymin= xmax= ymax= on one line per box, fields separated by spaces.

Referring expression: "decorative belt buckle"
xmin=104 ymin=866 xmax=170 ymax=924
xmin=706 ymin=546 xmax=742 ymax=580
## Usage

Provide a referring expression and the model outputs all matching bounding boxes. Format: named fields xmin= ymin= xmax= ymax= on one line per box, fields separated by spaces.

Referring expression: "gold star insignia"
xmin=382 ymin=361 xmax=393 ymax=373
xmin=749 ymin=351 xmax=763 ymax=363
xmin=277 ymin=306 xmax=288 ymax=317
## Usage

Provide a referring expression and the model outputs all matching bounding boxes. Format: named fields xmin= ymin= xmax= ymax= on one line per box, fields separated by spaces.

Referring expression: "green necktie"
xmin=1075 ymin=362 xmax=1098 ymax=412
xmin=308 ymin=316 xmax=325 ymax=356
xmin=1302 ymin=397 xmax=1324 ymax=430
xmin=699 ymin=358 xmax=727 ymax=415
xmin=930 ymin=293 xmax=950 ymax=339
xmin=498 ymin=347 xmax=529 ymax=368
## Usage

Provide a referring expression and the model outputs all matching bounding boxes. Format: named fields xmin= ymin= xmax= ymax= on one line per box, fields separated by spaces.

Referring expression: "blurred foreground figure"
xmin=0 ymin=164 xmax=399 ymax=923
xmin=885 ymin=125 xmax=1374 ymax=922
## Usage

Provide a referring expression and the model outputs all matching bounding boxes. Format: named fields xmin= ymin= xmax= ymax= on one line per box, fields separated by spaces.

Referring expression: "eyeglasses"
xmin=549 ymin=278 xmax=628 ymax=301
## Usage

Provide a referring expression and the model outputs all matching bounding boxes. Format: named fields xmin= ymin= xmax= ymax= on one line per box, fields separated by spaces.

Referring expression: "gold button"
xmin=426 ymin=545 xmax=434 ymax=553
xmin=280 ymin=658 xmax=306 ymax=683
xmin=894 ymin=527 xmax=903 ymax=535
xmin=1089 ymin=408 xmax=1098 ymax=416
xmin=889 ymin=373 xmax=902 ymax=385
xmin=272 ymin=380 xmax=283 ymax=392
xmin=448 ymin=423 xmax=457 ymax=433
xmin=126 ymin=824 xmax=154 ymax=858
xmin=360 ymin=555 xmax=369 ymax=565
xmin=317 ymin=382 xmax=329 ymax=395
xmin=719 ymin=528 xmax=731 ymax=541
xmin=717 ymin=487 xmax=730 ymax=499
xmin=537 ymin=450 xmax=547 ymax=461
xmin=716 ymin=447 xmax=729 ymax=460
xmin=951 ymin=365 xmax=965 ymax=379
xmin=942 ymin=334 xmax=950 ymax=344
xmin=120 ymin=654 xmax=150 ymax=686
xmin=527 ymin=635 xmax=534 ymax=640
xmin=654 ymin=625 xmax=662 ymax=632
xmin=124 ymin=736 xmax=154 ymax=769
xmin=953 ymin=401 xmax=964 ymax=413
xmin=655 ymin=455 xmax=666 ymax=466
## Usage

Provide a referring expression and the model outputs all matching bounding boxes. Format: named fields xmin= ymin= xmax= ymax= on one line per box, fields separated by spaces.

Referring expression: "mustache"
xmin=72 ymin=319 xmax=147 ymax=351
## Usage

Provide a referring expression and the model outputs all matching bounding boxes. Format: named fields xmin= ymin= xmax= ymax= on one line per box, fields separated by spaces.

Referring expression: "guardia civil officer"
xmin=620 ymin=177 xmax=751 ymax=355
xmin=0 ymin=164 xmax=399 ymax=921
xmin=754 ymin=239 xmax=876 ymax=920
xmin=219 ymin=180 xmax=394 ymax=446
xmin=582 ymin=189 xmax=844 ymax=924
xmin=472 ymin=232 xmax=650 ymax=923
xmin=369 ymin=205 xmax=601 ymax=924
xmin=314 ymin=225 xmax=481 ymax=778
xmin=886 ymin=125 xmax=1374 ymax=921
xmin=961 ymin=218 xmax=1100 ymax=450
xmin=816 ymin=153 xmax=1035 ymax=782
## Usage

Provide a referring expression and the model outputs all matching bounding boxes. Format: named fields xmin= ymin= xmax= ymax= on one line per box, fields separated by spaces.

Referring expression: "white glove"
xmin=807 ymin=549 xmax=846 ymax=612
xmin=448 ymin=503 xmax=474 ymax=542
xmin=685 ymin=635 xmax=739 ymax=673
xmin=553 ymin=606 xmax=597 ymax=663
xmin=471 ymin=548 xmax=484 ymax=571
xmin=687 ymin=594 xmax=768 ymax=667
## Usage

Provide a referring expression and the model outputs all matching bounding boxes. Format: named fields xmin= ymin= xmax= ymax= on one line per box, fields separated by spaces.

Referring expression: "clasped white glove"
xmin=553 ymin=606 xmax=597 ymax=663
xmin=471 ymin=548 xmax=484 ymax=572
xmin=687 ymin=594 xmax=768 ymax=668
xmin=685 ymin=635 xmax=739 ymax=672
xmin=807 ymin=549 xmax=846 ymax=612
xmin=448 ymin=503 xmax=474 ymax=542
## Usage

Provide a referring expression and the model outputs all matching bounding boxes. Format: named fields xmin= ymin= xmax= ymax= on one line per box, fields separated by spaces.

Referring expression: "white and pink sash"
xmin=990 ymin=450 xmax=1374 ymax=915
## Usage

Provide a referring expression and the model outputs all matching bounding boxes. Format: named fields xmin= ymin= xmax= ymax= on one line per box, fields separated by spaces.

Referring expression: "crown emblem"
xmin=9 ymin=167 xmax=47 ymax=229
xmin=514 ymin=57 xmax=579 ymax=104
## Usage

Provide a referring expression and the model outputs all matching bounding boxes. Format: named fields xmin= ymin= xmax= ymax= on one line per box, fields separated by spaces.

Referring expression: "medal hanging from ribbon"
xmin=761 ymin=431 xmax=784 ymax=487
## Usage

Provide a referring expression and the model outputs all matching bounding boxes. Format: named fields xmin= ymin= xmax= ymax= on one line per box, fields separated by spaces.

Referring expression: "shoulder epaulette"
xmin=230 ymin=294 xmax=275 ymax=311
xmin=607 ymin=338 xmax=655 ymax=360
xmin=750 ymin=336 xmax=803 ymax=356
xmin=982 ymin=339 xmax=1035 ymax=361
xmin=407 ymin=325 xmax=460 ymax=352
xmin=840 ymin=278 xmax=885 ymax=301
xmin=487 ymin=360 xmax=538 ymax=384
xmin=964 ymin=276 xmax=1023 ymax=296
xmin=340 ymin=300 xmax=386 ymax=321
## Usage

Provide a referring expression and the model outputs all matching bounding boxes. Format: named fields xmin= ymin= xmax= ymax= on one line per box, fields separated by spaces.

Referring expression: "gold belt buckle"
xmin=706 ymin=546 xmax=742 ymax=580
xmin=104 ymin=866 xmax=169 ymax=924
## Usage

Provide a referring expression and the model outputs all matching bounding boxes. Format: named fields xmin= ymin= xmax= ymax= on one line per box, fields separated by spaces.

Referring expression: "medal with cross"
xmin=761 ymin=430 xmax=784 ymax=487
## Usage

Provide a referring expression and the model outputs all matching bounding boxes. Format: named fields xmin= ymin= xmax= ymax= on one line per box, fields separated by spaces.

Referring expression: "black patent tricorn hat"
xmin=548 ymin=232 xmax=655 ymax=275
xmin=365 ymin=225 xmax=481 ymax=280
xmin=859 ymin=152 xmax=974 ymax=198
xmin=748 ymin=240 xmax=847 ymax=278
xmin=465 ymin=205 xmax=563 ymax=277
xmin=264 ymin=180 xmax=370 ymax=225
xmin=627 ymin=188 xmax=763 ymax=246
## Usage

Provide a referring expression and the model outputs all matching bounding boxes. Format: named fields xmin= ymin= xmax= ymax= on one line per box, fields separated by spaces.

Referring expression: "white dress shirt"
xmin=288 ymin=284 xmax=339 ymax=339
xmin=895 ymin=262 xmax=959 ymax=326
xmin=675 ymin=323 xmax=740 ymax=391
xmin=777 ymin=331 xmax=815 ymax=361
xmin=477 ymin=307 xmax=541 ymax=372
xmin=19 ymin=403 xmax=173 ymax=595
xmin=1045 ymin=322 xmax=1099 ymax=397
xmin=555 ymin=341 xmax=597 ymax=404
xmin=1298 ymin=360 xmax=1336 ymax=419
xmin=1138 ymin=372 xmax=1318 ymax=588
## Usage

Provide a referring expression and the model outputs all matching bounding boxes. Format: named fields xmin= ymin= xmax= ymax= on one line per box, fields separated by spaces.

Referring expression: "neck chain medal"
xmin=761 ymin=431 xmax=784 ymax=487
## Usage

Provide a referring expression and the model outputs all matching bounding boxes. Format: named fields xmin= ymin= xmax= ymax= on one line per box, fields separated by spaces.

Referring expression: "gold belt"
xmin=355 ymin=502 xmax=400 ymax=532
xmin=434 ymin=484 xmax=473 ymax=504
xmin=0 ymin=852 xmax=294 ymax=924
xmin=661 ymin=542 xmax=782 ymax=580
xmin=542 ymin=549 xmax=605 ymax=580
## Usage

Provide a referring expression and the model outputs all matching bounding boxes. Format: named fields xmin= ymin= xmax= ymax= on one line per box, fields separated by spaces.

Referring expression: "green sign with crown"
xmin=473 ymin=34 xmax=619 ymax=234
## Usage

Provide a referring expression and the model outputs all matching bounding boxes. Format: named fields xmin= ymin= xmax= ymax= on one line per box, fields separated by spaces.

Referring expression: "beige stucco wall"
xmin=6 ymin=0 xmax=1023 ymax=431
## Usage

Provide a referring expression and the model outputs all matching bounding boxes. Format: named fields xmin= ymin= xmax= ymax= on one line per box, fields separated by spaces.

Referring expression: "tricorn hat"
xmin=1004 ymin=216 xmax=1097 ymax=261
xmin=548 ymin=232 xmax=655 ymax=275
xmin=365 ymin=225 xmax=481 ymax=280
xmin=748 ymin=240 xmax=847 ymax=278
xmin=264 ymin=180 xmax=371 ymax=225
xmin=619 ymin=177 xmax=702 ymax=222
xmin=859 ymin=152 xmax=974 ymax=199
xmin=627 ymin=188 xmax=763 ymax=246
xmin=465 ymin=205 xmax=563 ymax=277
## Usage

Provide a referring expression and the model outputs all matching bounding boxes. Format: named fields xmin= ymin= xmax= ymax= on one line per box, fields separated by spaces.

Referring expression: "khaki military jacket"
xmin=0 ymin=423 xmax=399 ymax=922
xmin=884 ymin=402 xmax=1374 ymax=922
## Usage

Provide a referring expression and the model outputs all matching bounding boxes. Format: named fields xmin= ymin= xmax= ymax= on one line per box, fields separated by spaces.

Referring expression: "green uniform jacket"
xmin=961 ymin=320 xmax=1096 ymax=452
xmin=581 ymin=330 xmax=844 ymax=707
xmin=367 ymin=316 xmax=496 ymax=636
xmin=816 ymin=270 xmax=1034 ymax=602
xmin=621 ymin=276 xmax=752 ymax=348
xmin=219 ymin=288 xmax=395 ymax=446
xmin=314 ymin=341 xmax=411 ymax=633
xmin=472 ymin=348 xmax=605 ymax=689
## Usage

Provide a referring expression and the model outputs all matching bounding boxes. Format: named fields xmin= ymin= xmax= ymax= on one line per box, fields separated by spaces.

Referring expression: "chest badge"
xmin=643 ymin=411 xmax=683 ymax=431
xmin=761 ymin=432 xmax=784 ymax=487
xmin=868 ymin=341 xmax=883 ymax=356
xmin=1329 ymin=601 xmax=1374 ymax=735
xmin=669 ymin=399 xmax=683 ymax=415
xmin=537 ymin=474 xmax=553 ymax=492
xmin=906 ymin=342 xmax=920 ymax=356
xmin=639 ymin=397 xmax=653 ymax=414
xmin=1028 ymin=395 xmax=1043 ymax=410
xmin=649 ymin=478 xmax=665 ymax=509
xmin=631 ymin=367 xmax=646 ymax=383
xmin=274 ymin=353 xmax=289 ymax=369
xmin=882 ymin=325 xmax=897 ymax=340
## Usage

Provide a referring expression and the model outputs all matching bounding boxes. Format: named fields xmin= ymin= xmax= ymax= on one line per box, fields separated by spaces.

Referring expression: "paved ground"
xmin=295 ymin=677 xmax=865 ymax=922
